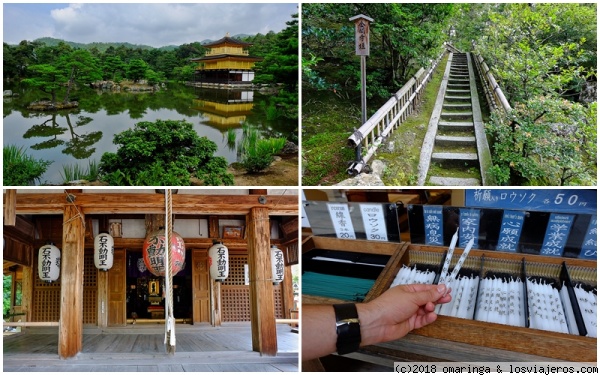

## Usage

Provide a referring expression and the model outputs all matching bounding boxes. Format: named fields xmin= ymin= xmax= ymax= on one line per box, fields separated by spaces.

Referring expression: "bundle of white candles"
xmin=473 ymin=277 xmax=526 ymax=327
xmin=526 ymin=278 xmax=569 ymax=334
xmin=436 ymin=273 xmax=479 ymax=319
xmin=573 ymin=284 xmax=597 ymax=338
xmin=389 ymin=264 xmax=437 ymax=287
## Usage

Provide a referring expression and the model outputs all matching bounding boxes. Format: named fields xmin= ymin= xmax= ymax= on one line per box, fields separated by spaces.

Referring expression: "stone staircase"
xmin=418 ymin=52 xmax=491 ymax=186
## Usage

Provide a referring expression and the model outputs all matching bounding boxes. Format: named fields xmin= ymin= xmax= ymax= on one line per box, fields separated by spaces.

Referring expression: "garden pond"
xmin=3 ymin=83 xmax=297 ymax=185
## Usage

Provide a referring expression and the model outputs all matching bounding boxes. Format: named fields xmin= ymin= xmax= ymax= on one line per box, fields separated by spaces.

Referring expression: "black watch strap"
xmin=333 ymin=303 xmax=361 ymax=355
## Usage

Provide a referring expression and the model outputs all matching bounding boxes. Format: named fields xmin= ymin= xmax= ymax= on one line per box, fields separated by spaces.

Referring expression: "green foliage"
xmin=302 ymin=3 xmax=454 ymax=100
xmin=99 ymin=119 xmax=233 ymax=186
xmin=22 ymin=64 xmax=66 ymax=103
xmin=239 ymin=126 xmax=286 ymax=173
xmin=473 ymin=4 xmax=596 ymax=103
xmin=3 ymin=145 xmax=52 ymax=186
xmin=60 ymin=160 xmax=99 ymax=183
xmin=487 ymin=98 xmax=596 ymax=186
xmin=126 ymin=59 xmax=148 ymax=82
xmin=252 ymin=14 xmax=299 ymax=89
xmin=4 ymin=275 xmax=11 ymax=318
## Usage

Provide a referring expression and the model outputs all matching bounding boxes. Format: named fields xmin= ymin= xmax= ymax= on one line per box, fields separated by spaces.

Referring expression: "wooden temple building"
xmin=192 ymin=34 xmax=262 ymax=88
xmin=3 ymin=189 xmax=299 ymax=369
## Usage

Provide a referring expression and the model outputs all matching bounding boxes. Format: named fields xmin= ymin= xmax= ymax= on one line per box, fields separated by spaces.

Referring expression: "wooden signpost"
xmin=349 ymin=14 xmax=374 ymax=164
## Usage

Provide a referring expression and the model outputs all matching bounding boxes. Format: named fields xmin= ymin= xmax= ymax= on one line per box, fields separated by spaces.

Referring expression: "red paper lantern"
xmin=143 ymin=230 xmax=186 ymax=276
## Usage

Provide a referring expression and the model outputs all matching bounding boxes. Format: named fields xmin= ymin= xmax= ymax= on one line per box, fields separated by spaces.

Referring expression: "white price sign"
xmin=327 ymin=203 xmax=356 ymax=239
xmin=360 ymin=204 xmax=388 ymax=241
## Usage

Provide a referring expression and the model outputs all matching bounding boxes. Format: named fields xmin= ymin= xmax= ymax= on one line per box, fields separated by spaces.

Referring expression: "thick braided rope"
xmin=165 ymin=189 xmax=175 ymax=350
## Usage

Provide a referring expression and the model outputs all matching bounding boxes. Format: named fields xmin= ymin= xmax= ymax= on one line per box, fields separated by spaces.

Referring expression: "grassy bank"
xmin=377 ymin=54 xmax=449 ymax=186
xmin=301 ymin=90 xmax=362 ymax=186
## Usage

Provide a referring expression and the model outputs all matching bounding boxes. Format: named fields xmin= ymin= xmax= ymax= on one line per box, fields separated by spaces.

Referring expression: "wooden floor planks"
xmin=4 ymin=323 xmax=299 ymax=372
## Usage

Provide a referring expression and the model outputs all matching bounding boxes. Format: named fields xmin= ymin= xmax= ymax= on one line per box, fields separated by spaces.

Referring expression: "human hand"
xmin=356 ymin=284 xmax=452 ymax=346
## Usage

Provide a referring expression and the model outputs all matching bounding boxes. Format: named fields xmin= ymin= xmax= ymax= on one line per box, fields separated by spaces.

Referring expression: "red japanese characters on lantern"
xmin=142 ymin=230 xmax=186 ymax=276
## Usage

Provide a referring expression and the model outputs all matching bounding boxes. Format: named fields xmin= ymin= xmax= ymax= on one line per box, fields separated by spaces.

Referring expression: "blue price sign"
xmin=579 ymin=215 xmax=597 ymax=260
xmin=423 ymin=206 xmax=443 ymax=245
xmin=541 ymin=213 xmax=575 ymax=256
xmin=459 ymin=208 xmax=480 ymax=248
xmin=465 ymin=189 xmax=596 ymax=214
xmin=497 ymin=210 xmax=525 ymax=252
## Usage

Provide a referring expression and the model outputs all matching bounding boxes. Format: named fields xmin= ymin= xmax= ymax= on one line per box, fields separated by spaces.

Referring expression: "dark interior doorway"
xmin=126 ymin=250 xmax=192 ymax=322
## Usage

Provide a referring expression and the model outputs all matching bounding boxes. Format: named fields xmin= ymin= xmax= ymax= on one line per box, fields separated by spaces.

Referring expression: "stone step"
xmin=438 ymin=121 xmax=474 ymax=130
xmin=435 ymin=135 xmax=476 ymax=146
xmin=444 ymin=95 xmax=472 ymax=101
xmin=432 ymin=152 xmax=479 ymax=164
xmin=441 ymin=111 xmax=473 ymax=119
xmin=444 ymin=102 xmax=471 ymax=108
xmin=446 ymin=89 xmax=470 ymax=94
xmin=429 ymin=176 xmax=481 ymax=186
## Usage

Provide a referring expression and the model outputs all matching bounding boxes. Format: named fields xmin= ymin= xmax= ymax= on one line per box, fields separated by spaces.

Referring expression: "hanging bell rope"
xmin=164 ymin=189 xmax=176 ymax=354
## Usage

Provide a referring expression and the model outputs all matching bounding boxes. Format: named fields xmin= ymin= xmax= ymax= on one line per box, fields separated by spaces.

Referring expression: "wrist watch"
xmin=333 ymin=303 xmax=361 ymax=355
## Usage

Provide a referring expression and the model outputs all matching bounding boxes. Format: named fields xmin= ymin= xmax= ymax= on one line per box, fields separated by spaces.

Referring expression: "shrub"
xmin=241 ymin=136 xmax=287 ymax=173
xmin=99 ymin=119 xmax=233 ymax=186
xmin=3 ymin=145 xmax=52 ymax=186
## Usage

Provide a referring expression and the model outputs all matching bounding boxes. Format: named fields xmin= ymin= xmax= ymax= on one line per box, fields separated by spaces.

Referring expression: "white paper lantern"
xmin=208 ymin=241 xmax=229 ymax=281
xmin=270 ymin=245 xmax=285 ymax=285
xmin=38 ymin=243 xmax=61 ymax=282
xmin=94 ymin=232 xmax=114 ymax=271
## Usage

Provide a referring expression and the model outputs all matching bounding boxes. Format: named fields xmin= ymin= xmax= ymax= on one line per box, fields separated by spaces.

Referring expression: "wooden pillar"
xmin=97 ymin=270 xmax=108 ymax=328
xmin=208 ymin=216 xmax=219 ymax=238
xmin=21 ymin=265 xmax=33 ymax=327
xmin=58 ymin=205 xmax=85 ymax=359
xmin=211 ymin=279 xmax=222 ymax=326
xmin=282 ymin=264 xmax=294 ymax=318
xmin=247 ymin=207 xmax=277 ymax=356
xmin=4 ymin=189 xmax=17 ymax=226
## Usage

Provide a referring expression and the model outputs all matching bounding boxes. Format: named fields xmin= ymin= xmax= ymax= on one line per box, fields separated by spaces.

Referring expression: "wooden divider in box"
xmin=368 ymin=243 xmax=597 ymax=362
xmin=301 ymin=236 xmax=596 ymax=361
xmin=302 ymin=236 xmax=408 ymax=305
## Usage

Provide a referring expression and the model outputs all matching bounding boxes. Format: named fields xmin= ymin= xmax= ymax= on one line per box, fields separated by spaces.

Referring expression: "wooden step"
xmin=435 ymin=135 xmax=476 ymax=146
xmin=428 ymin=176 xmax=481 ymax=186
xmin=446 ymin=89 xmax=470 ymax=94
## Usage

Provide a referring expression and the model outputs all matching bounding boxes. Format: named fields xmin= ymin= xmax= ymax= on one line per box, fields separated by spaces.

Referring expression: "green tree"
xmin=21 ymin=64 xmax=66 ymax=103
xmin=474 ymin=4 xmax=597 ymax=186
xmin=173 ymin=64 xmax=196 ymax=83
xmin=475 ymin=3 xmax=595 ymax=103
xmin=102 ymin=55 xmax=126 ymax=81
xmin=302 ymin=3 xmax=454 ymax=99
xmin=60 ymin=49 xmax=102 ymax=103
xmin=99 ymin=119 xmax=233 ymax=186
xmin=253 ymin=14 xmax=299 ymax=89
xmin=126 ymin=59 xmax=147 ymax=82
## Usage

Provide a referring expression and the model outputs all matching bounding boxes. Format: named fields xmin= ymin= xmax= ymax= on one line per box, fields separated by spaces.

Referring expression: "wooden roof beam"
xmin=7 ymin=193 xmax=298 ymax=216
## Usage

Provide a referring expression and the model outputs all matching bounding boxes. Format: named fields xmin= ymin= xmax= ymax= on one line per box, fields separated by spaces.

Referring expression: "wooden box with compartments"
xmin=302 ymin=235 xmax=597 ymax=362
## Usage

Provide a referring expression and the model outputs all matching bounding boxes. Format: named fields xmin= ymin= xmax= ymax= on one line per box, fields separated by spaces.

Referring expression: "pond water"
xmin=3 ymin=83 xmax=297 ymax=185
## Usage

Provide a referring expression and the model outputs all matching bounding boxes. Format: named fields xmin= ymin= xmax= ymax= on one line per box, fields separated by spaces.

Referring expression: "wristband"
xmin=333 ymin=303 xmax=361 ymax=355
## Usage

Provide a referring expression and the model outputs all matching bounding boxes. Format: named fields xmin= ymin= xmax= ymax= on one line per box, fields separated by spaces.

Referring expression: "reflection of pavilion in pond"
xmin=192 ymin=88 xmax=254 ymax=129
